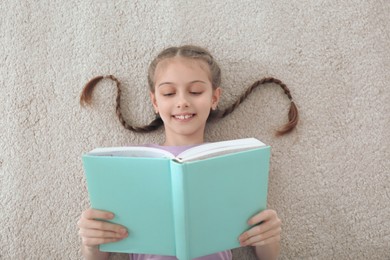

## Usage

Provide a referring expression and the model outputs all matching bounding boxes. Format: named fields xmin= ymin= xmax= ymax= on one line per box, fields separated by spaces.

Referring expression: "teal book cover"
xmin=82 ymin=138 xmax=270 ymax=259
xmin=82 ymin=156 xmax=176 ymax=255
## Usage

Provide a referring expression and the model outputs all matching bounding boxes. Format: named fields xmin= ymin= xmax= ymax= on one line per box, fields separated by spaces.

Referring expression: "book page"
xmin=87 ymin=146 xmax=175 ymax=159
xmin=175 ymin=138 xmax=266 ymax=162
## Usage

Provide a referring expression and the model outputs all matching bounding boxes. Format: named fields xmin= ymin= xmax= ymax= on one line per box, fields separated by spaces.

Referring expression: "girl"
xmin=78 ymin=45 xmax=298 ymax=260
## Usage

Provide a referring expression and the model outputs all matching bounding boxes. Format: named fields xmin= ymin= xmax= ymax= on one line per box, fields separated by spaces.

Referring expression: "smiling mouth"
xmin=173 ymin=114 xmax=195 ymax=120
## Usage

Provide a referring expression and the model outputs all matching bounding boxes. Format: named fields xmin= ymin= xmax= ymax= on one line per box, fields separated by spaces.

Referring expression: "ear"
xmin=211 ymin=87 xmax=222 ymax=110
xmin=149 ymin=91 xmax=159 ymax=113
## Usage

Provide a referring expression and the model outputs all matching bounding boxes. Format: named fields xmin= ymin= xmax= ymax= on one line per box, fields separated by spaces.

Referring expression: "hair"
xmin=80 ymin=45 xmax=299 ymax=136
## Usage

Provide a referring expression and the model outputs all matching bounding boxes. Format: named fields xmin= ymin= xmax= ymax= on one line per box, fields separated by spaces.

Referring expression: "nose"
xmin=176 ymin=93 xmax=189 ymax=108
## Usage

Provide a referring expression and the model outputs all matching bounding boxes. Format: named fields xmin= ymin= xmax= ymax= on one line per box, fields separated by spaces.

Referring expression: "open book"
xmin=86 ymin=137 xmax=266 ymax=162
xmin=82 ymin=138 xmax=270 ymax=260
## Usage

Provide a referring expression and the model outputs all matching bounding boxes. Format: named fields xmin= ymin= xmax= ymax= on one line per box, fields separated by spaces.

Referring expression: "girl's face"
xmin=150 ymin=57 xmax=221 ymax=146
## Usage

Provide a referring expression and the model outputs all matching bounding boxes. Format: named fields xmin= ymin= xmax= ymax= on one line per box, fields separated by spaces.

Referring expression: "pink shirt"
xmin=129 ymin=144 xmax=232 ymax=260
xmin=130 ymin=251 xmax=232 ymax=260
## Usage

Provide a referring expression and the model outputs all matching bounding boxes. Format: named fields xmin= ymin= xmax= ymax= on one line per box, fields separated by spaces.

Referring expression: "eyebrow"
xmin=158 ymin=80 xmax=207 ymax=88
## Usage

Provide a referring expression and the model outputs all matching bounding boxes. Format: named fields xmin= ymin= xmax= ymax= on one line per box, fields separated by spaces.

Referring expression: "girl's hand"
xmin=77 ymin=208 xmax=128 ymax=249
xmin=238 ymin=209 xmax=281 ymax=247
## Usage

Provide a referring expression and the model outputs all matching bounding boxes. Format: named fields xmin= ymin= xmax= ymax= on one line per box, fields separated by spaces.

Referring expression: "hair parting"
xmin=80 ymin=75 xmax=163 ymax=133
xmin=210 ymin=77 xmax=298 ymax=136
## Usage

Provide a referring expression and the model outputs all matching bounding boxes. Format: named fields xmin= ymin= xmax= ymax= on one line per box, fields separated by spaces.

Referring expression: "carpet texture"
xmin=1 ymin=1 xmax=389 ymax=259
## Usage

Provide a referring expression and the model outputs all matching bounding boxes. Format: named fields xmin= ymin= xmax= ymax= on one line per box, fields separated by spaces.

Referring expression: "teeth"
xmin=175 ymin=114 xmax=193 ymax=120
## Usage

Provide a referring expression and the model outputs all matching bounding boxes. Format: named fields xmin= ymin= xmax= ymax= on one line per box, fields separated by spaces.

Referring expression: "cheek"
xmin=155 ymin=101 xmax=171 ymax=115
xmin=195 ymin=100 xmax=213 ymax=117
xmin=199 ymin=97 xmax=214 ymax=109
xmin=153 ymin=95 xmax=167 ymax=108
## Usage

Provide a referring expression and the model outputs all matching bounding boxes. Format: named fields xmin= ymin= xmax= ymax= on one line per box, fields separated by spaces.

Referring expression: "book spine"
xmin=170 ymin=161 xmax=191 ymax=260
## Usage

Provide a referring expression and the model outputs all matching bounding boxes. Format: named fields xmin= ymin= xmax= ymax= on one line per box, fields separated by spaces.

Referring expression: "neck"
xmin=163 ymin=134 xmax=204 ymax=146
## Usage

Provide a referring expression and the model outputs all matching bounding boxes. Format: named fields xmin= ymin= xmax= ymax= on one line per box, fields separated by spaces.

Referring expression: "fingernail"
xmin=119 ymin=228 xmax=127 ymax=234
xmin=108 ymin=213 xmax=114 ymax=219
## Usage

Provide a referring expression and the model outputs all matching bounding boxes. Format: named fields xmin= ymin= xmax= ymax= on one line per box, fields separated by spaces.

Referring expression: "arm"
xmin=82 ymin=246 xmax=110 ymax=260
xmin=253 ymin=241 xmax=280 ymax=260
xmin=239 ymin=209 xmax=281 ymax=260
xmin=77 ymin=208 xmax=129 ymax=260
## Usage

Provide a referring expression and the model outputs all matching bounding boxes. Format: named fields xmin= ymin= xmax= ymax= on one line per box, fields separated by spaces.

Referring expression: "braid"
xmin=80 ymin=75 xmax=163 ymax=133
xmin=211 ymin=77 xmax=299 ymax=136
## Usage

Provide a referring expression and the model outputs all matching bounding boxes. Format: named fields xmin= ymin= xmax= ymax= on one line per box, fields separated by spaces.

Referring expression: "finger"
xmin=79 ymin=218 xmax=128 ymax=235
xmin=239 ymin=225 xmax=281 ymax=246
xmin=82 ymin=208 xmax=115 ymax=220
xmin=78 ymin=208 xmax=127 ymax=234
xmin=247 ymin=209 xmax=277 ymax=226
xmin=79 ymin=227 xmax=128 ymax=240
xmin=251 ymin=234 xmax=281 ymax=247
xmin=81 ymin=236 xmax=125 ymax=247
xmin=239 ymin=218 xmax=281 ymax=243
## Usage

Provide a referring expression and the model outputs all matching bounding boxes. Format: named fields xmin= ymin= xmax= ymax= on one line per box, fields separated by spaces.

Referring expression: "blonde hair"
xmin=80 ymin=45 xmax=298 ymax=135
xmin=147 ymin=45 xmax=221 ymax=91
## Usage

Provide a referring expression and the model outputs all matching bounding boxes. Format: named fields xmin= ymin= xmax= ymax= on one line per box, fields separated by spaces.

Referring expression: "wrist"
xmin=254 ymin=242 xmax=280 ymax=260
xmin=82 ymin=245 xmax=109 ymax=260
xmin=83 ymin=244 xmax=98 ymax=252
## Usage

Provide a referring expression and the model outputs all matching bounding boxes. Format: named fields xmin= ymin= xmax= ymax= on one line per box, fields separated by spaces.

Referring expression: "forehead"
xmin=154 ymin=57 xmax=211 ymax=80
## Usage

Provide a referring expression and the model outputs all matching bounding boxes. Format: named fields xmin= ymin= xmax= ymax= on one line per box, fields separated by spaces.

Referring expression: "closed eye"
xmin=190 ymin=92 xmax=202 ymax=95
xmin=162 ymin=93 xmax=175 ymax=96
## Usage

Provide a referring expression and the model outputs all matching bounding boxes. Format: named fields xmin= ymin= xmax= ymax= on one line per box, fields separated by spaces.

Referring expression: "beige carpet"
xmin=1 ymin=1 xmax=389 ymax=259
